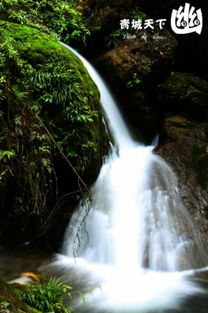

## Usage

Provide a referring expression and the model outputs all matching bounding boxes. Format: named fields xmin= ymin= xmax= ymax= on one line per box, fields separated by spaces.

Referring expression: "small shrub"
xmin=20 ymin=277 xmax=74 ymax=313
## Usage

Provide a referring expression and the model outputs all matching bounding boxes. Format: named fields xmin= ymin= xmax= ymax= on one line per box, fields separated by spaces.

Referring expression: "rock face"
xmin=157 ymin=72 xmax=208 ymax=121
xmin=156 ymin=115 xmax=208 ymax=234
xmin=156 ymin=74 xmax=208 ymax=237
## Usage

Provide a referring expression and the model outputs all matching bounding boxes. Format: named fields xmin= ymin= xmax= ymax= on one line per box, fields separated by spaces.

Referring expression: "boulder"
xmin=157 ymin=72 xmax=208 ymax=121
xmin=95 ymin=26 xmax=177 ymax=91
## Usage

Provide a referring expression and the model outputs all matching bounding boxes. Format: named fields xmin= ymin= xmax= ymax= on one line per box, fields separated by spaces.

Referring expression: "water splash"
xmin=63 ymin=145 xmax=207 ymax=272
xmin=46 ymin=43 xmax=208 ymax=312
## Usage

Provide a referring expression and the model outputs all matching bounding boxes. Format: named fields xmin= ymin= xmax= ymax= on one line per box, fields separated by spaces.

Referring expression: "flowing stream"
xmin=46 ymin=44 xmax=208 ymax=313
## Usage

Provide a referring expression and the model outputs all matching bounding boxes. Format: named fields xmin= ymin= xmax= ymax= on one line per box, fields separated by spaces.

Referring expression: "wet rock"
xmin=94 ymin=26 xmax=177 ymax=142
xmin=96 ymin=27 xmax=177 ymax=91
xmin=156 ymin=115 xmax=208 ymax=235
xmin=157 ymin=72 xmax=208 ymax=121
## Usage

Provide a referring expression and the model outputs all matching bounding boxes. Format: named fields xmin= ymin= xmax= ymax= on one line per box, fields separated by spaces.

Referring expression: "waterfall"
xmin=61 ymin=43 xmax=207 ymax=272
xmin=61 ymin=43 xmax=135 ymax=150
xmin=45 ymin=44 xmax=208 ymax=313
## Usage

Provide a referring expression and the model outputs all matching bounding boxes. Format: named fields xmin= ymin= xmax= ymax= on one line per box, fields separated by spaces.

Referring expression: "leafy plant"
xmin=105 ymin=28 xmax=127 ymax=48
xmin=0 ymin=300 xmax=10 ymax=308
xmin=0 ymin=150 xmax=16 ymax=161
xmin=126 ymin=73 xmax=142 ymax=89
xmin=126 ymin=65 xmax=151 ymax=89
xmin=0 ymin=0 xmax=90 ymax=45
xmin=20 ymin=277 xmax=74 ymax=313
xmin=140 ymin=64 xmax=151 ymax=76
xmin=130 ymin=7 xmax=146 ymax=20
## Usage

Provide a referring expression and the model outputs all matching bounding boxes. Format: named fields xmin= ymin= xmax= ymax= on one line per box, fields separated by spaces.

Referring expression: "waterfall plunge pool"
xmin=42 ymin=254 xmax=208 ymax=313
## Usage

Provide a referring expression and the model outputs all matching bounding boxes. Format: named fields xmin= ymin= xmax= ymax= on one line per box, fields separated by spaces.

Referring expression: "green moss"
xmin=161 ymin=72 xmax=208 ymax=95
xmin=0 ymin=21 xmax=99 ymax=99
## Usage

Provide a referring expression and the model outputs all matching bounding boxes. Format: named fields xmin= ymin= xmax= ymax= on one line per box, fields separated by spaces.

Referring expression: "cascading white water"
xmin=61 ymin=43 xmax=135 ymax=150
xmin=61 ymin=43 xmax=207 ymax=272
xmin=45 ymin=44 xmax=208 ymax=312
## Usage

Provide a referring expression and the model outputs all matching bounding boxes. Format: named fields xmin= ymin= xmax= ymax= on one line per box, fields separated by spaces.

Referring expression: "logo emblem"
xmin=171 ymin=3 xmax=203 ymax=34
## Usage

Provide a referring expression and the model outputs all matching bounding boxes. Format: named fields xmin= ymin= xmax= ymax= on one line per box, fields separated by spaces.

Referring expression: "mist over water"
xmin=46 ymin=43 xmax=208 ymax=312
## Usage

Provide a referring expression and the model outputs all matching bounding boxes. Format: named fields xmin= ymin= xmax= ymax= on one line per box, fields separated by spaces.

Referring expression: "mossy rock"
xmin=158 ymin=72 xmax=208 ymax=120
xmin=0 ymin=280 xmax=41 ymax=313
xmin=0 ymin=21 xmax=108 ymax=244
xmin=162 ymin=115 xmax=207 ymax=144
xmin=160 ymin=72 xmax=208 ymax=94
xmin=95 ymin=22 xmax=177 ymax=88
xmin=0 ymin=21 xmax=99 ymax=106
xmin=0 ymin=0 xmax=90 ymax=47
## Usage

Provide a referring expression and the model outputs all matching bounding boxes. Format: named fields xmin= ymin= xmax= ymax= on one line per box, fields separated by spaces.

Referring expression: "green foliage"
xmin=0 ymin=0 xmax=90 ymax=45
xmin=127 ymin=65 xmax=151 ymax=89
xmin=0 ymin=279 xmax=40 ymax=313
xmin=105 ymin=28 xmax=127 ymax=48
xmin=104 ymin=7 xmax=147 ymax=48
xmin=126 ymin=73 xmax=142 ymax=89
xmin=0 ymin=150 xmax=16 ymax=161
xmin=130 ymin=7 xmax=146 ymax=20
xmin=0 ymin=300 xmax=10 ymax=308
xmin=140 ymin=65 xmax=151 ymax=76
xmin=0 ymin=22 xmax=103 ymax=231
xmin=20 ymin=278 xmax=74 ymax=313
